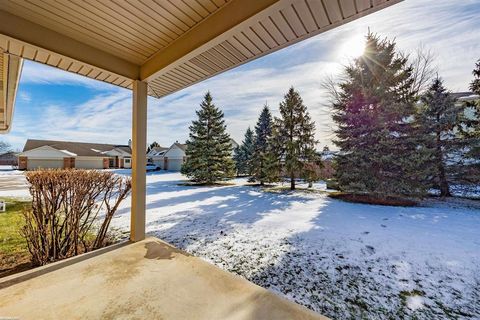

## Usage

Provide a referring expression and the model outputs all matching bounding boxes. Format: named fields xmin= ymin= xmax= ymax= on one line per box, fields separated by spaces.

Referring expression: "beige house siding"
xmin=75 ymin=157 xmax=104 ymax=169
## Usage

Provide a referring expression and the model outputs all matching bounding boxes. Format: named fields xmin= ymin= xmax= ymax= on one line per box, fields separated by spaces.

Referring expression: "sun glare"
xmin=338 ymin=35 xmax=366 ymax=61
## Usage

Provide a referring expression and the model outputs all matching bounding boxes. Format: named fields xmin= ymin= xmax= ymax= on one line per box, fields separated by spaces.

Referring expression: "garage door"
xmin=167 ymin=159 xmax=183 ymax=171
xmin=76 ymin=158 xmax=104 ymax=169
xmin=27 ymin=159 xmax=63 ymax=170
xmin=152 ymin=159 xmax=163 ymax=169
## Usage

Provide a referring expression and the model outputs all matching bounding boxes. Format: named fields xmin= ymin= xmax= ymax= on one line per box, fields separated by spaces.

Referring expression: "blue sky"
xmin=4 ymin=0 xmax=480 ymax=151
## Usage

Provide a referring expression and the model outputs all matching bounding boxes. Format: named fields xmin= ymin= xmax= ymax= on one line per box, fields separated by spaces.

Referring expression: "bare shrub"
xmin=22 ymin=169 xmax=131 ymax=266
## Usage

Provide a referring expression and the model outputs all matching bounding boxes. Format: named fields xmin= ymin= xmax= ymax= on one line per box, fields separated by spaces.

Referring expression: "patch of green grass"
xmin=0 ymin=197 xmax=33 ymax=277
xmin=0 ymin=198 xmax=30 ymax=255
xmin=399 ymin=289 xmax=426 ymax=306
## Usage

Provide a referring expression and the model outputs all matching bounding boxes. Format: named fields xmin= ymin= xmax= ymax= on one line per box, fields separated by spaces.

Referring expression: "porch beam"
xmin=139 ymin=0 xmax=279 ymax=81
xmin=130 ymin=80 xmax=147 ymax=242
xmin=0 ymin=9 xmax=139 ymax=80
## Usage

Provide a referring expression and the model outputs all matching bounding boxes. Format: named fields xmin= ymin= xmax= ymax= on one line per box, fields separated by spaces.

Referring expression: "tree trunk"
xmin=290 ymin=174 xmax=295 ymax=190
xmin=436 ymin=133 xmax=451 ymax=197
xmin=438 ymin=163 xmax=451 ymax=197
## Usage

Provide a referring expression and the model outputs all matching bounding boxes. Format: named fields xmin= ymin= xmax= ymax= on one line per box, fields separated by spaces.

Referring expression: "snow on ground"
xmin=0 ymin=169 xmax=30 ymax=198
xmin=110 ymin=171 xmax=480 ymax=319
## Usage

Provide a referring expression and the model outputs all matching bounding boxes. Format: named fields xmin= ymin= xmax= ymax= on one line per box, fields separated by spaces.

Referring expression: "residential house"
xmin=146 ymin=145 xmax=169 ymax=168
xmin=451 ymin=92 xmax=480 ymax=106
xmin=148 ymin=139 xmax=238 ymax=171
xmin=18 ymin=139 xmax=132 ymax=170
xmin=0 ymin=151 xmax=18 ymax=166
xmin=162 ymin=142 xmax=187 ymax=171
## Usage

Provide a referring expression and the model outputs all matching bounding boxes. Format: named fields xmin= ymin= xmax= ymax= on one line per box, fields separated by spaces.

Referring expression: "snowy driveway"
xmin=112 ymin=171 xmax=480 ymax=319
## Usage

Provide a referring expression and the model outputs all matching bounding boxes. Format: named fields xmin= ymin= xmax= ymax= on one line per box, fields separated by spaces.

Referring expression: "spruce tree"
xmin=234 ymin=127 xmax=255 ymax=176
xmin=263 ymin=119 xmax=284 ymax=183
xmin=277 ymin=87 xmax=318 ymax=190
xmin=467 ymin=59 xmax=480 ymax=157
xmin=147 ymin=141 xmax=161 ymax=153
xmin=418 ymin=77 xmax=464 ymax=197
xmin=233 ymin=145 xmax=245 ymax=176
xmin=464 ymin=59 xmax=480 ymax=184
xmin=331 ymin=33 xmax=429 ymax=198
xmin=470 ymin=59 xmax=480 ymax=95
xmin=181 ymin=92 xmax=235 ymax=183
xmin=252 ymin=104 xmax=274 ymax=185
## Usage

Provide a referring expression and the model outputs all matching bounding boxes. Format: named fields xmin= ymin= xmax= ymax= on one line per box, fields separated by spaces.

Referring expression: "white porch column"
xmin=130 ymin=80 xmax=147 ymax=242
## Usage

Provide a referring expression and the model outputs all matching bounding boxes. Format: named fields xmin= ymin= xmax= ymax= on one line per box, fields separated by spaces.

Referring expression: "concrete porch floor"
xmin=0 ymin=237 xmax=326 ymax=319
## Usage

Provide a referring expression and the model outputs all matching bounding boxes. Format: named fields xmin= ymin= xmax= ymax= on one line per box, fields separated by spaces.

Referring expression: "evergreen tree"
xmin=252 ymin=104 xmax=274 ymax=185
xmin=241 ymin=127 xmax=255 ymax=175
xmin=263 ymin=119 xmax=284 ymax=183
xmin=233 ymin=127 xmax=255 ymax=176
xmin=418 ymin=77 xmax=465 ymax=197
xmin=467 ymin=59 xmax=480 ymax=156
xmin=464 ymin=59 xmax=480 ymax=184
xmin=470 ymin=59 xmax=480 ymax=95
xmin=233 ymin=145 xmax=245 ymax=176
xmin=331 ymin=33 xmax=429 ymax=198
xmin=277 ymin=87 xmax=318 ymax=190
xmin=181 ymin=92 xmax=235 ymax=183
xmin=147 ymin=141 xmax=161 ymax=153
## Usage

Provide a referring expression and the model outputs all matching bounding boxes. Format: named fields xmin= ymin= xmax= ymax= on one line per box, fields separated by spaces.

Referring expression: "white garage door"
xmin=167 ymin=159 xmax=183 ymax=171
xmin=76 ymin=158 xmax=104 ymax=169
xmin=27 ymin=159 xmax=63 ymax=170
xmin=152 ymin=159 xmax=163 ymax=169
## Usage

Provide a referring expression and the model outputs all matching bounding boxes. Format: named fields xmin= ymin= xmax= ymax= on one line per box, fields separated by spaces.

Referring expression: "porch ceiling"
xmin=0 ymin=0 xmax=402 ymax=132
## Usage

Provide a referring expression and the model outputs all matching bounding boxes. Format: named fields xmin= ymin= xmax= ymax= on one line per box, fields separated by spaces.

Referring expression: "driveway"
xmin=0 ymin=170 xmax=29 ymax=197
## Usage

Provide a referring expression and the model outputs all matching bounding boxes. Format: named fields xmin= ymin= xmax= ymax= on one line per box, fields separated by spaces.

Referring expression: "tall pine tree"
xmin=277 ymin=87 xmax=318 ymax=190
xmin=467 ymin=59 xmax=480 ymax=158
xmin=418 ymin=77 xmax=465 ymax=197
xmin=463 ymin=59 xmax=480 ymax=184
xmin=252 ymin=104 xmax=274 ymax=185
xmin=233 ymin=145 xmax=245 ymax=176
xmin=234 ymin=127 xmax=255 ymax=176
xmin=331 ymin=33 xmax=429 ymax=198
xmin=181 ymin=92 xmax=235 ymax=183
xmin=147 ymin=141 xmax=161 ymax=153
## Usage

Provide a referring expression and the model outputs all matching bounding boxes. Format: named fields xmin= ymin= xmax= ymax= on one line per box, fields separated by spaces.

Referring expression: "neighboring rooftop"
xmin=22 ymin=139 xmax=131 ymax=157
xmin=173 ymin=142 xmax=187 ymax=152
xmin=451 ymin=92 xmax=480 ymax=101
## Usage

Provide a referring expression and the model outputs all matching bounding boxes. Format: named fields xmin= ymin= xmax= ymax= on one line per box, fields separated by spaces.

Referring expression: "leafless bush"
xmin=22 ymin=169 xmax=131 ymax=266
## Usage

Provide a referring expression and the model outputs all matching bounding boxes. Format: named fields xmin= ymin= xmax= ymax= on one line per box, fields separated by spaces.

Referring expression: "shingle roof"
xmin=451 ymin=92 xmax=478 ymax=100
xmin=150 ymin=146 xmax=168 ymax=153
xmin=23 ymin=139 xmax=131 ymax=157
xmin=173 ymin=143 xmax=187 ymax=151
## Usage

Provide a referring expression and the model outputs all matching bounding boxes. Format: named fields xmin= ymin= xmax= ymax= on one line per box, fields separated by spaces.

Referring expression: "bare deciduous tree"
xmin=407 ymin=46 xmax=438 ymax=96
xmin=0 ymin=141 xmax=12 ymax=154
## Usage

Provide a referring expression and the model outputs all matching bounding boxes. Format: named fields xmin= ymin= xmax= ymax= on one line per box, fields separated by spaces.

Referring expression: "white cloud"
xmin=4 ymin=0 xmax=479 ymax=151
xmin=20 ymin=61 xmax=120 ymax=91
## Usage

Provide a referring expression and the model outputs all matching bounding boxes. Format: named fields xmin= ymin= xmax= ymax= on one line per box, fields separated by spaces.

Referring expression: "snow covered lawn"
xmin=111 ymin=171 xmax=480 ymax=319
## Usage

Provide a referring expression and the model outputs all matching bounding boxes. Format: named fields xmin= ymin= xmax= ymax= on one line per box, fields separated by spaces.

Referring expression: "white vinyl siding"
xmin=123 ymin=158 xmax=131 ymax=169
xmin=167 ymin=159 xmax=183 ymax=171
